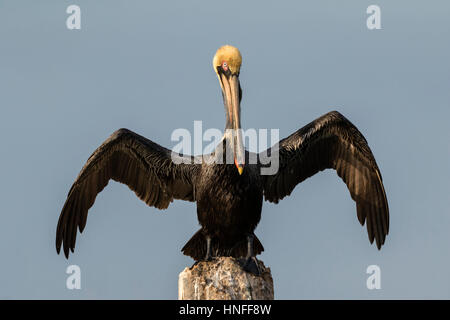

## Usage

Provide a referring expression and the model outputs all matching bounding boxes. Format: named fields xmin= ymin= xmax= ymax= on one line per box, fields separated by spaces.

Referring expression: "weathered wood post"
xmin=178 ymin=257 xmax=274 ymax=300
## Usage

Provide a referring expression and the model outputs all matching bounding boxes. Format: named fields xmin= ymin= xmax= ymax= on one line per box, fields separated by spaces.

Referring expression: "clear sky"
xmin=1 ymin=0 xmax=449 ymax=299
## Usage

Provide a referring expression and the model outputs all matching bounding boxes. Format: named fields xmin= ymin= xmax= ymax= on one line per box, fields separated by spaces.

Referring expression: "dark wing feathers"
xmin=56 ymin=128 xmax=199 ymax=258
xmin=261 ymin=111 xmax=389 ymax=249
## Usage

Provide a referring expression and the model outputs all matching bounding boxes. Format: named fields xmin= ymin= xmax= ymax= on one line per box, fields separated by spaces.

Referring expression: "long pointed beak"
xmin=219 ymin=73 xmax=245 ymax=175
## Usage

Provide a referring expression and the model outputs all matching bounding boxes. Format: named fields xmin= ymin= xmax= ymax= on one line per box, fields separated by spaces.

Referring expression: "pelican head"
xmin=213 ymin=45 xmax=244 ymax=175
xmin=213 ymin=45 xmax=242 ymax=76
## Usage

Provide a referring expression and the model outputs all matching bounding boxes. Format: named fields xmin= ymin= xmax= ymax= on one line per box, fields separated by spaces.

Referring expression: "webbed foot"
xmin=238 ymin=256 xmax=261 ymax=276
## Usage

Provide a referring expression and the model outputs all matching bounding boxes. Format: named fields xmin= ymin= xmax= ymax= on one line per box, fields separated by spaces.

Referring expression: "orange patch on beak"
xmin=234 ymin=158 xmax=244 ymax=175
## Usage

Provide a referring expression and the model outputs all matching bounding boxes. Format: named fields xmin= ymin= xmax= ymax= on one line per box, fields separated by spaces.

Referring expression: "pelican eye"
xmin=222 ymin=62 xmax=228 ymax=71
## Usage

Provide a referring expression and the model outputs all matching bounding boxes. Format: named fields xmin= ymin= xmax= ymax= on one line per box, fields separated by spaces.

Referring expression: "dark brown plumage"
xmin=56 ymin=128 xmax=200 ymax=258
xmin=262 ymin=111 xmax=389 ymax=249
xmin=56 ymin=45 xmax=389 ymax=273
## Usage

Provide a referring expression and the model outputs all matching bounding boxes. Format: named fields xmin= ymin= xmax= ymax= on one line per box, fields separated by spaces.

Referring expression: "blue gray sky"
xmin=0 ymin=0 xmax=449 ymax=299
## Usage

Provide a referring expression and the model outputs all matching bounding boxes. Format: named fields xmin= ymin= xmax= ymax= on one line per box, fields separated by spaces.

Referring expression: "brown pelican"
xmin=56 ymin=45 xmax=389 ymax=274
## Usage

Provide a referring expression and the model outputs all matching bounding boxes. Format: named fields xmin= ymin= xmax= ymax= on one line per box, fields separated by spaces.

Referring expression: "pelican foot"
xmin=238 ymin=257 xmax=261 ymax=276
xmin=190 ymin=256 xmax=215 ymax=269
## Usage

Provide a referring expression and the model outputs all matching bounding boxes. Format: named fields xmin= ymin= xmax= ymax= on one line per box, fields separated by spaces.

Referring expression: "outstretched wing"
xmin=56 ymin=128 xmax=200 ymax=258
xmin=261 ymin=111 xmax=389 ymax=248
